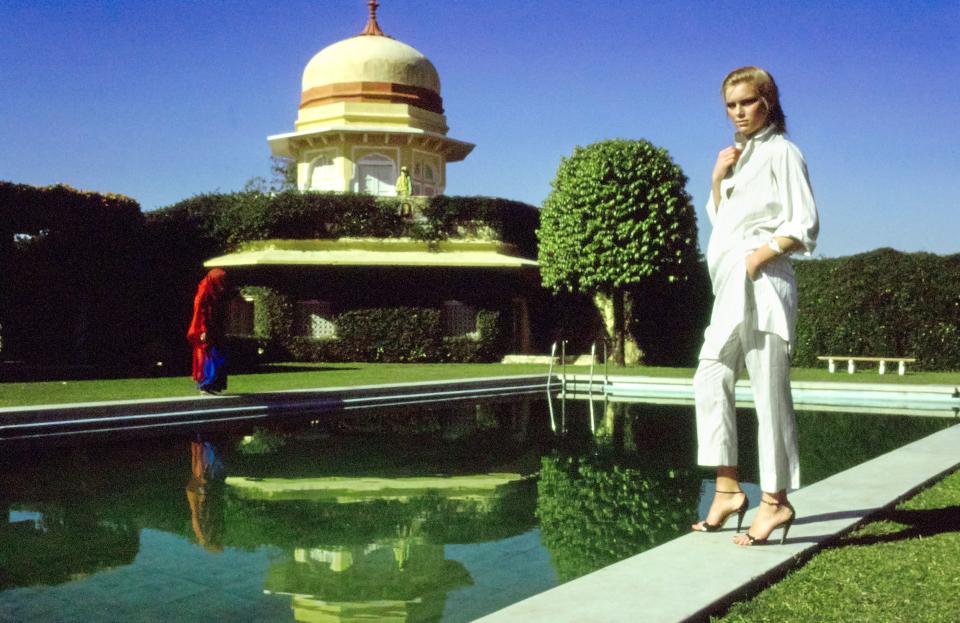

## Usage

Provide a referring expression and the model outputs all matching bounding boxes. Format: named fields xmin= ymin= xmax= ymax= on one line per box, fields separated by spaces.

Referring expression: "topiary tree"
xmin=537 ymin=139 xmax=700 ymax=364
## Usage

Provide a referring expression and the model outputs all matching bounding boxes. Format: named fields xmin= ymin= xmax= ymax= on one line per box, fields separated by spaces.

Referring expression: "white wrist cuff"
xmin=767 ymin=239 xmax=784 ymax=255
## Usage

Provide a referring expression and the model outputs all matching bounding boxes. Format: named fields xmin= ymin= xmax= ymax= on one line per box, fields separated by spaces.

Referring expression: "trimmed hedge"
xmin=148 ymin=191 xmax=540 ymax=251
xmin=335 ymin=307 xmax=444 ymax=363
xmin=260 ymin=305 xmax=506 ymax=364
xmin=793 ymin=249 xmax=960 ymax=370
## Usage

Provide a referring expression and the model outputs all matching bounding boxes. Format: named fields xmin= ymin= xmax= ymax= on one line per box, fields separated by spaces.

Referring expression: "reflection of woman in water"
xmin=186 ymin=268 xmax=230 ymax=395
xmin=186 ymin=437 xmax=226 ymax=552
xmin=691 ymin=67 xmax=818 ymax=546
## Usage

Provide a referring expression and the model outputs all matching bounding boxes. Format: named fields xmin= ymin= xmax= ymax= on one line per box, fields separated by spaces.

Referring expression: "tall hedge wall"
xmin=0 ymin=182 xmax=146 ymax=371
xmin=793 ymin=248 xmax=960 ymax=370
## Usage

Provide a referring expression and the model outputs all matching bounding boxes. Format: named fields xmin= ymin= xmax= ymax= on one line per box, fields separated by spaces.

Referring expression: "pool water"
xmin=0 ymin=398 xmax=951 ymax=622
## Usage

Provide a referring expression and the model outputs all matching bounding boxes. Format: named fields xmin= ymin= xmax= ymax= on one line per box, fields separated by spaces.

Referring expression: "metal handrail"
xmin=546 ymin=341 xmax=557 ymax=394
xmin=588 ymin=341 xmax=596 ymax=397
xmin=561 ymin=340 xmax=567 ymax=392
xmin=603 ymin=340 xmax=609 ymax=395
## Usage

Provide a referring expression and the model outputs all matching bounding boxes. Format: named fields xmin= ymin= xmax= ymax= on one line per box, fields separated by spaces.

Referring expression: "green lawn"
xmin=0 ymin=362 xmax=956 ymax=408
xmin=715 ymin=467 xmax=960 ymax=623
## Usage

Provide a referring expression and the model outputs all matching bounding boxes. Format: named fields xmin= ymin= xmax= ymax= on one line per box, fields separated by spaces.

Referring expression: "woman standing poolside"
xmin=691 ymin=67 xmax=819 ymax=546
xmin=187 ymin=268 xmax=231 ymax=395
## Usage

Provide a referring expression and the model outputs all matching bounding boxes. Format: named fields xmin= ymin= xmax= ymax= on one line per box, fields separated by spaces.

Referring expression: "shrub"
xmin=441 ymin=310 xmax=505 ymax=363
xmin=334 ymin=307 xmax=444 ymax=363
xmin=286 ymin=337 xmax=342 ymax=363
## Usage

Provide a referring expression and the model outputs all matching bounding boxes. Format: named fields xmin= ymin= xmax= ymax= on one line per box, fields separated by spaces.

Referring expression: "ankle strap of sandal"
xmin=716 ymin=489 xmax=744 ymax=495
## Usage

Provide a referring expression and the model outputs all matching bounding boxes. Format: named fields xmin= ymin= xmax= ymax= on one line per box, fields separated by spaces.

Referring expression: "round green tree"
xmin=537 ymin=139 xmax=699 ymax=364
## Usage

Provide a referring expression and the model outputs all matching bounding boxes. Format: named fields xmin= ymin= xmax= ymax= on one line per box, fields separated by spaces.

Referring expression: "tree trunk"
xmin=612 ymin=287 xmax=625 ymax=366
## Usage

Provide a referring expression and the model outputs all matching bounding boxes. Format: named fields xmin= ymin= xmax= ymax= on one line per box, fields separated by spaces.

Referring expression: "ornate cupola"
xmin=268 ymin=1 xmax=474 ymax=196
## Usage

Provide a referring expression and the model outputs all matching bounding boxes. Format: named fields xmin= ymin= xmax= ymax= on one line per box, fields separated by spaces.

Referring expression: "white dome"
xmin=302 ymin=35 xmax=441 ymax=95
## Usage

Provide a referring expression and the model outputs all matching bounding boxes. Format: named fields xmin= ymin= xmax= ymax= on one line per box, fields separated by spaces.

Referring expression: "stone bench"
xmin=816 ymin=355 xmax=917 ymax=375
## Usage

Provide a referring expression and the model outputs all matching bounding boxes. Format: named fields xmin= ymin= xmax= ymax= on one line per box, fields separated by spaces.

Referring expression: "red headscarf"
xmin=187 ymin=268 xmax=228 ymax=346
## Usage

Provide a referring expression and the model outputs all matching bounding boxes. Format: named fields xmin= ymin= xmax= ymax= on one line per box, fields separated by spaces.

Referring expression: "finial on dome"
xmin=359 ymin=0 xmax=386 ymax=36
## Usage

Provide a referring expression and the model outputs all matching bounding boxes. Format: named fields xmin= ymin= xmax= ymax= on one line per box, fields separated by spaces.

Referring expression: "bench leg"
xmin=848 ymin=359 xmax=856 ymax=374
xmin=879 ymin=360 xmax=886 ymax=375
xmin=828 ymin=358 xmax=836 ymax=374
xmin=898 ymin=361 xmax=906 ymax=376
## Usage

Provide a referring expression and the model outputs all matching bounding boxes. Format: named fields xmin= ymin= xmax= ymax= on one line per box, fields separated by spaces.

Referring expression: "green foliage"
xmin=247 ymin=287 xmax=294 ymax=344
xmin=335 ymin=307 xmax=444 ymax=363
xmin=257 ymin=305 xmax=506 ymax=364
xmin=794 ymin=249 xmax=960 ymax=370
xmin=420 ymin=195 xmax=540 ymax=257
xmin=537 ymin=139 xmax=700 ymax=294
xmin=536 ymin=454 xmax=699 ymax=582
xmin=0 ymin=182 xmax=146 ymax=368
xmin=440 ymin=310 xmax=504 ymax=363
xmin=798 ymin=411 xmax=951 ymax=485
xmin=149 ymin=191 xmax=539 ymax=251
xmin=285 ymin=336 xmax=344 ymax=363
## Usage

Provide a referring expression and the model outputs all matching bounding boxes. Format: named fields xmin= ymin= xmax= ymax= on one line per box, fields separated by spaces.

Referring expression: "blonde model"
xmin=691 ymin=66 xmax=819 ymax=546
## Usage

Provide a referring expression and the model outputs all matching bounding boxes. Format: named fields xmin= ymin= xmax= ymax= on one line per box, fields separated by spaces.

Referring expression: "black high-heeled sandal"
xmin=694 ymin=490 xmax=749 ymax=533
xmin=741 ymin=499 xmax=795 ymax=545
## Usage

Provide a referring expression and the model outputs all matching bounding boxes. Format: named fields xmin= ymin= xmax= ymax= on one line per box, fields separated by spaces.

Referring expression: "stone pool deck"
xmin=0 ymin=375 xmax=552 ymax=442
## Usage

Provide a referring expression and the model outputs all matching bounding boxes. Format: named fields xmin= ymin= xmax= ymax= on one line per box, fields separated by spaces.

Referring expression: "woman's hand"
xmin=712 ymin=146 xmax=741 ymax=184
xmin=746 ymin=237 xmax=797 ymax=280
xmin=711 ymin=146 xmax=742 ymax=206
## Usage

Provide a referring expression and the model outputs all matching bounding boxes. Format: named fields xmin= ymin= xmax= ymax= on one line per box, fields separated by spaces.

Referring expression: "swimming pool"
xmin=0 ymin=397 xmax=952 ymax=622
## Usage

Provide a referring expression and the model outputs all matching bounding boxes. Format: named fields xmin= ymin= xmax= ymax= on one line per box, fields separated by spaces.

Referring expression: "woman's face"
xmin=724 ymin=81 xmax=769 ymax=137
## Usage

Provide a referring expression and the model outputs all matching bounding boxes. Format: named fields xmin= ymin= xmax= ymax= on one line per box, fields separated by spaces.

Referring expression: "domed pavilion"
xmin=204 ymin=2 xmax=540 ymax=358
xmin=268 ymin=1 xmax=473 ymax=196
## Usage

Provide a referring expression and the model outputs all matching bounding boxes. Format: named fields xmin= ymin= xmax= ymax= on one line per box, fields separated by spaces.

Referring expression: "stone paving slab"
xmin=476 ymin=422 xmax=960 ymax=623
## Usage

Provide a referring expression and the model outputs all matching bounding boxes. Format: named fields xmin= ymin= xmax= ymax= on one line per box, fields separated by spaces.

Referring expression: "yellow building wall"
xmin=296 ymin=139 xmax=446 ymax=196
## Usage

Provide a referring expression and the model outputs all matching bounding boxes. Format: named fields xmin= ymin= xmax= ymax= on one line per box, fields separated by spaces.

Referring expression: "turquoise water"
xmin=0 ymin=398 xmax=951 ymax=622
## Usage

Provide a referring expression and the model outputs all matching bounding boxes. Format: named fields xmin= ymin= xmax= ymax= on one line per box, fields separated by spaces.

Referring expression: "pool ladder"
xmin=547 ymin=340 xmax=608 ymax=433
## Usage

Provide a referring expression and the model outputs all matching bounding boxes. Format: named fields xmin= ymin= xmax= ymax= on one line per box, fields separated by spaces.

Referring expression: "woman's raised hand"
xmin=712 ymin=146 xmax=742 ymax=184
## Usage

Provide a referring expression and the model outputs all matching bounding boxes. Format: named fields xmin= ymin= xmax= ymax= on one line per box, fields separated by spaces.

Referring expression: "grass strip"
xmin=0 ymin=362 xmax=956 ymax=409
xmin=715 ymin=467 xmax=960 ymax=623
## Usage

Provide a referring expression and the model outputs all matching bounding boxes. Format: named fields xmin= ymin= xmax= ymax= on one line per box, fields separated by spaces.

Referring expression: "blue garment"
xmin=197 ymin=345 xmax=227 ymax=392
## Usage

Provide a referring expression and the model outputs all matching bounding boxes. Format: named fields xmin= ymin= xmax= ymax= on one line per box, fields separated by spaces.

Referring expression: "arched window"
xmin=308 ymin=154 xmax=338 ymax=191
xmin=355 ymin=153 xmax=396 ymax=196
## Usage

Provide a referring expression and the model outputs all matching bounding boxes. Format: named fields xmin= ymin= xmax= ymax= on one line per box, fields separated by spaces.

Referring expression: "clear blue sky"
xmin=2 ymin=0 xmax=958 ymax=258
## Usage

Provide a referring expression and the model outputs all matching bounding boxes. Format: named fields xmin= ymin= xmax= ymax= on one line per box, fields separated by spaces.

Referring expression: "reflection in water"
xmin=0 ymin=397 xmax=952 ymax=621
xmin=224 ymin=404 xmax=537 ymax=621
xmin=186 ymin=436 xmax=226 ymax=552
xmin=264 ymin=538 xmax=472 ymax=622
xmin=0 ymin=449 xmax=141 ymax=590
xmin=537 ymin=400 xmax=702 ymax=582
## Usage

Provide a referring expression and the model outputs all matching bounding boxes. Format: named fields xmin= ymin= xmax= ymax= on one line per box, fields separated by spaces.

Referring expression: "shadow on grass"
xmin=832 ymin=506 xmax=960 ymax=547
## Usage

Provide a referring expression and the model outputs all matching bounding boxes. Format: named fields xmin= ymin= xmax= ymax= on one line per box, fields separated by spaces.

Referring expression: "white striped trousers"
xmin=693 ymin=323 xmax=800 ymax=493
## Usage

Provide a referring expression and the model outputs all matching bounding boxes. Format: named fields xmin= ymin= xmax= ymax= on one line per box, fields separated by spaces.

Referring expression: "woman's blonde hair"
xmin=722 ymin=66 xmax=787 ymax=134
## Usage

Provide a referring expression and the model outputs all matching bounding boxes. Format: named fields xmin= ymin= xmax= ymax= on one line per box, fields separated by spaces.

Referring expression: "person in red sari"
xmin=186 ymin=268 xmax=230 ymax=394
